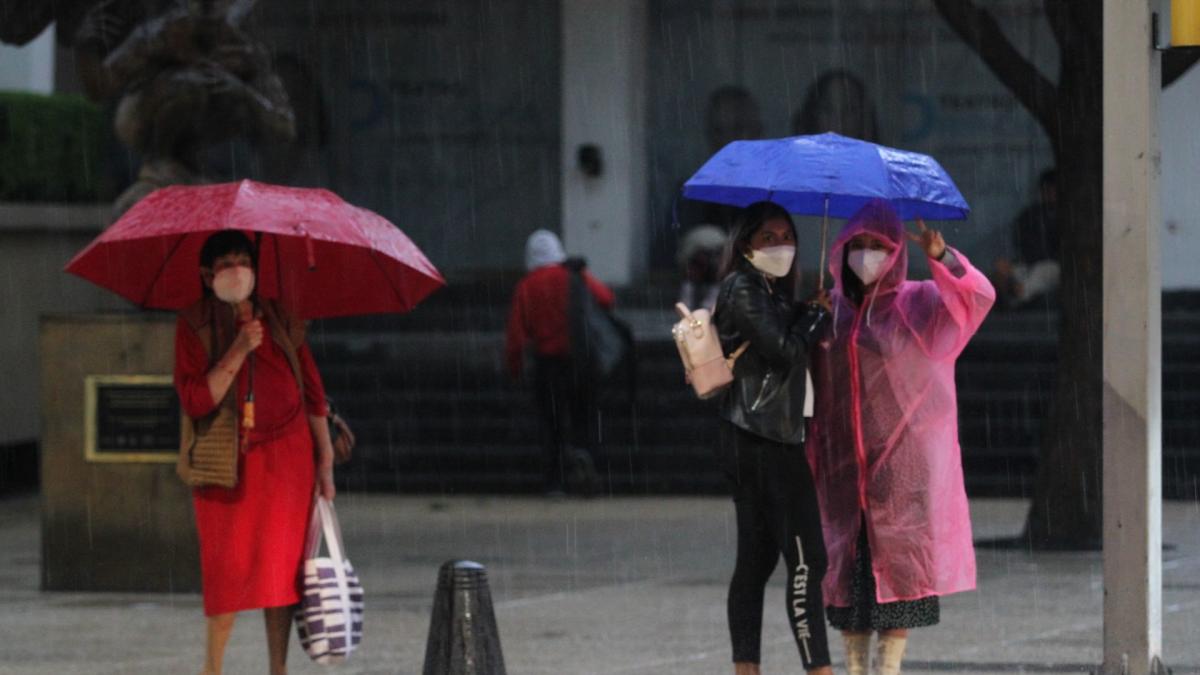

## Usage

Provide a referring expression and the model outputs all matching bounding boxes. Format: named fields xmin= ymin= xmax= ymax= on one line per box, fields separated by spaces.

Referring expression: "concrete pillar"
xmin=561 ymin=0 xmax=647 ymax=286
xmin=1102 ymin=2 xmax=1164 ymax=674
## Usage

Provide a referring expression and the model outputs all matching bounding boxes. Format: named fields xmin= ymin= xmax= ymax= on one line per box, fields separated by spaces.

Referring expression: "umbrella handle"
xmin=243 ymin=351 xmax=256 ymax=431
xmin=243 ymin=298 xmax=258 ymax=433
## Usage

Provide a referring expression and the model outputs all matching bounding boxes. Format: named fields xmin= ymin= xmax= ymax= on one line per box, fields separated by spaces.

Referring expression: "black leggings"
xmin=723 ymin=426 xmax=830 ymax=669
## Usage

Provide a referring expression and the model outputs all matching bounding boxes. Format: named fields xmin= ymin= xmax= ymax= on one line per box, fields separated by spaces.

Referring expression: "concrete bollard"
xmin=422 ymin=560 xmax=507 ymax=675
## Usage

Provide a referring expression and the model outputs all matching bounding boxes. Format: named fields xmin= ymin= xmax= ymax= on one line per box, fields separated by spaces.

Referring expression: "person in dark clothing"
xmin=678 ymin=224 xmax=727 ymax=311
xmin=506 ymin=230 xmax=613 ymax=495
xmin=712 ymin=201 xmax=833 ymax=675
xmin=1013 ymin=169 xmax=1059 ymax=264
xmin=993 ymin=169 xmax=1060 ymax=309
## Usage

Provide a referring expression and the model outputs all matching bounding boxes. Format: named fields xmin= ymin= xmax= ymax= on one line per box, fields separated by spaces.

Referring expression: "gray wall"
xmin=0 ymin=205 xmax=131 ymax=447
xmin=647 ymin=0 xmax=1058 ymax=276
xmin=246 ymin=0 xmax=564 ymax=280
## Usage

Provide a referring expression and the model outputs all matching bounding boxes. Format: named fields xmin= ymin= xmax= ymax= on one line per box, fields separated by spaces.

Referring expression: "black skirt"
xmin=826 ymin=522 xmax=940 ymax=631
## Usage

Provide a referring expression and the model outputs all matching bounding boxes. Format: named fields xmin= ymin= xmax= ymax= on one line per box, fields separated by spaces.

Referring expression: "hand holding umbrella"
xmin=237 ymin=310 xmax=261 ymax=442
xmin=226 ymin=311 xmax=264 ymax=355
xmin=808 ymin=287 xmax=833 ymax=312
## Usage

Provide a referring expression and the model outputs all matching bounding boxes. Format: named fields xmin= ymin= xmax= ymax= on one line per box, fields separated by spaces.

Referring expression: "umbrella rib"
xmin=368 ymin=247 xmax=410 ymax=312
xmin=141 ymin=233 xmax=190 ymax=308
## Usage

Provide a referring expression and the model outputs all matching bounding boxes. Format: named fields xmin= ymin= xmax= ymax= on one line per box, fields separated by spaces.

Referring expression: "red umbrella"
xmin=66 ymin=180 xmax=444 ymax=318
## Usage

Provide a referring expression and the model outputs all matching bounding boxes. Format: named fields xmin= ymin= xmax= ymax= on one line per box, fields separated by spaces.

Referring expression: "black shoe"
xmin=565 ymin=447 xmax=601 ymax=497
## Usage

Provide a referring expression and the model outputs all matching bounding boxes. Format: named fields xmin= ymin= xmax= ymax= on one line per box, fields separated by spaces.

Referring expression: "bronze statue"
xmin=0 ymin=0 xmax=295 ymax=215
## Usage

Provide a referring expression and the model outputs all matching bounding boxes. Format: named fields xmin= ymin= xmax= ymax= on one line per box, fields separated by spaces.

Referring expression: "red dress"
xmin=174 ymin=316 xmax=328 ymax=616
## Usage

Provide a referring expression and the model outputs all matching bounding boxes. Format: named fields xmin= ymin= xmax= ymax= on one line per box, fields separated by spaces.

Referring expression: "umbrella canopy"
xmin=682 ymin=132 xmax=970 ymax=221
xmin=66 ymin=180 xmax=444 ymax=319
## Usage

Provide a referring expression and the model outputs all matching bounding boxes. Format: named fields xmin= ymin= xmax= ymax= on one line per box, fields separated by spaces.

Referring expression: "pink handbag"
xmin=672 ymin=302 xmax=749 ymax=399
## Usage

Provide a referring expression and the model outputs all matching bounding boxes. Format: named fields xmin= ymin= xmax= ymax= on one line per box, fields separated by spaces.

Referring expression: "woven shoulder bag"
xmin=176 ymin=403 xmax=239 ymax=488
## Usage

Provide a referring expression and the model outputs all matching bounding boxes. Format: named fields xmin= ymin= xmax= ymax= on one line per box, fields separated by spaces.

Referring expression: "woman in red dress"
xmin=174 ymin=231 xmax=336 ymax=675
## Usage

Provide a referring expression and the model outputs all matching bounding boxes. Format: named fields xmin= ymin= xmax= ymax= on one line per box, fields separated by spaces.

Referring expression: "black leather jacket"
xmin=713 ymin=261 xmax=829 ymax=445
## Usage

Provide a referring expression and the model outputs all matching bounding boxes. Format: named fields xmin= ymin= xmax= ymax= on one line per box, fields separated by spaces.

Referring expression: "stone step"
xmin=336 ymin=409 xmax=1200 ymax=450
xmin=326 ymin=385 xmax=1200 ymax=421
xmin=330 ymin=439 xmax=1200 ymax=498
xmin=307 ymin=330 xmax=1200 ymax=379
xmin=312 ymin=307 xmax=1200 ymax=497
xmin=310 ymin=303 xmax=1200 ymax=334
xmin=336 ymin=441 xmax=724 ymax=492
xmin=955 ymin=389 xmax=1200 ymax=418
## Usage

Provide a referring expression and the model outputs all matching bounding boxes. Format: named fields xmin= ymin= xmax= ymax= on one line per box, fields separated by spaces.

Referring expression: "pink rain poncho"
xmin=807 ymin=199 xmax=995 ymax=606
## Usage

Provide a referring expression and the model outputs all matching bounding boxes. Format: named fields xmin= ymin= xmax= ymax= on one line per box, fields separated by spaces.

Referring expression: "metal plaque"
xmin=84 ymin=375 xmax=179 ymax=463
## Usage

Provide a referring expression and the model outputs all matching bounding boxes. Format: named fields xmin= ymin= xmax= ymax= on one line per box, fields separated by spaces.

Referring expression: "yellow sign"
xmin=1174 ymin=0 xmax=1200 ymax=47
xmin=84 ymin=375 xmax=180 ymax=463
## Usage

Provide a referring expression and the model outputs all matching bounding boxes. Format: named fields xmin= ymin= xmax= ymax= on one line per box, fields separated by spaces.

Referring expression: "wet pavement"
xmin=1 ymin=493 xmax=1199 ymax=674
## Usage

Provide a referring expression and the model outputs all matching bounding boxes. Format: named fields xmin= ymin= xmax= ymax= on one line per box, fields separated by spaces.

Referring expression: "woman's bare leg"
xmin=203 ymin=613 xmax=237 ymax=675
xmin=264 ymin=606 xmax=293 ymax=675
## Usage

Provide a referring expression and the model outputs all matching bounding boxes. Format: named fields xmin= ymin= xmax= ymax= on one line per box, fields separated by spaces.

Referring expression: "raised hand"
xmin=906 ymin=217 xmax=947 ymax=260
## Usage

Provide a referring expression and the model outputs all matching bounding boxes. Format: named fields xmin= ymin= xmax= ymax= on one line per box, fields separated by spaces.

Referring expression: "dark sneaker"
xmin=565 ymin=447 xmax=601 ymax=497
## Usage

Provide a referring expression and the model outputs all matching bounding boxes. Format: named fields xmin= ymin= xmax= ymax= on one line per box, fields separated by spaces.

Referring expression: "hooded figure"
xmin=677 ymin=224 xmax=727 ymax=311
xmin=525 ymin=228 xmax=567 ymax=271
xmin=506 ymin=229 xmax=614 ymax=495
xmin=807 ymin=199 xmax=994 ymax=673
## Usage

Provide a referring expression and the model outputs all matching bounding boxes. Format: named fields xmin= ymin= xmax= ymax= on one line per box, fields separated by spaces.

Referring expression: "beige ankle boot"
xmin=842 ymin=633 xmax=870 ymax=675
xmin=872 ymin=635 xmax=907 ymax=675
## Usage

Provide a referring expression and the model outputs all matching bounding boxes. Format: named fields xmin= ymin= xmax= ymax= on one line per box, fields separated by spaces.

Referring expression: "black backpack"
xmin=564 ymin=260 xmax=636 ymax=402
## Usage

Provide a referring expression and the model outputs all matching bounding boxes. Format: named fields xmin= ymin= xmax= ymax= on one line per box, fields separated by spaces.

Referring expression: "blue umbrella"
xmin=683 ymin=132 xmax=969 ymax=219
xmin=682 ymin=132 xmax=970 ymax=287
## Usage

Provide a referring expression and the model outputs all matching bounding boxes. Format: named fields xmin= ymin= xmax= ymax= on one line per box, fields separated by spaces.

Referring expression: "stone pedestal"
xmin=40 ymin=313 xmax=199 ymax=592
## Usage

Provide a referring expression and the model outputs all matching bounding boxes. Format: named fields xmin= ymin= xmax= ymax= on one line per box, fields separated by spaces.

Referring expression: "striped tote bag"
xmin=295 ymin=496 xmax=364 ymax=664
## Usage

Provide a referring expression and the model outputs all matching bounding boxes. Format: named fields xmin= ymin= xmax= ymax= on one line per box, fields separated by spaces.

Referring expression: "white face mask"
xmin=745 ymin=245 xmax=796 ymax=279
xmin=211 ymin=266 xmax=255 ymax=304
xmin=847 ymin=248 xmax=889 ymax=286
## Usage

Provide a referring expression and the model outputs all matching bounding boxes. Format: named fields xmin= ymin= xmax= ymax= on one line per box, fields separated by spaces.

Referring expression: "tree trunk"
xmin=929 ymin=0 xmax=1106 ymax=549
xmin=1023 ymin=34 xmax=1104 ymax=550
